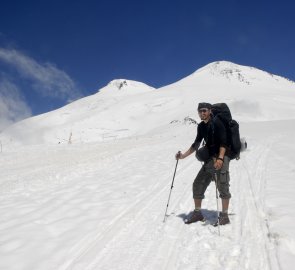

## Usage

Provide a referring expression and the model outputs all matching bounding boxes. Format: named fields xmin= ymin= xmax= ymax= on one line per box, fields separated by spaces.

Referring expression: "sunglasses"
xmin=198 ymin=109 xmax=209 ymax=113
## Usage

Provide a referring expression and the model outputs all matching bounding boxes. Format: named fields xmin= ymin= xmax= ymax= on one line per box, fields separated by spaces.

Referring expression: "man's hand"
xmin=215 ymin=147 xmax=226 ymax=170
xmin=214 ymin=158 xmax=224 ymax=170
xmin=175 ymin=151 xmax=183 ymax=160
xmin=175 ymin=147 xmax=195 ymax=160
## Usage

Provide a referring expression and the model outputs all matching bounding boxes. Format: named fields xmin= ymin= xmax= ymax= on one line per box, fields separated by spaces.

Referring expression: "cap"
xmin=198 ymin=102 xmax=212 ymax=110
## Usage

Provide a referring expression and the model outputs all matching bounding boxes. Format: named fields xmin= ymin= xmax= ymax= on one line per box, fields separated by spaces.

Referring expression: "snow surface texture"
xmin=1 ymin=61 xmax=295 ymax=270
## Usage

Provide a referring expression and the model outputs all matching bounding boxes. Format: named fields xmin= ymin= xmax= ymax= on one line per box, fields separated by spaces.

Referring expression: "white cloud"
xmin=0 ymin=79 xmax=32 ymax=131
xmin=0 ymin=48 xmax=82 ymax=102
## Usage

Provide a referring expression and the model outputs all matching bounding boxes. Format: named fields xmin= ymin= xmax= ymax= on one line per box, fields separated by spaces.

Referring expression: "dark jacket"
xmin=191 ymin=117 xmax=229 ymax=157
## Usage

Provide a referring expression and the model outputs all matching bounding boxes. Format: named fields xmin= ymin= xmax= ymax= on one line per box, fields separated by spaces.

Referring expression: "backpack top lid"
xmin=211 ymin=103 xmax=232 ymax=122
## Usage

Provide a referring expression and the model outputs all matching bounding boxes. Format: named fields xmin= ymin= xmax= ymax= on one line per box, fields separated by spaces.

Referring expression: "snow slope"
xmin=2 ymin=61 xmax=295 ymax=146
xmin=0 ymin=79 xmax=157 ymax=146
xmin=1 ymin=61 xmax=295 ymax=270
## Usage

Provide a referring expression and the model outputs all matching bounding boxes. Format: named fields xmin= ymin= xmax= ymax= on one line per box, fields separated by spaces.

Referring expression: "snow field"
xmin=1 ymin=120 xmax=293 ymax=269
xmin=1 ymin=61 xmax=295 ymax=269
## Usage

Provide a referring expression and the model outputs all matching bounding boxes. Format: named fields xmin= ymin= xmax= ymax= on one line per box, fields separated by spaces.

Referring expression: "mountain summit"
xmin=192 ymin=61 xmax=293 ymax=85
xmin=98 ymin=79 xmax=155 ymax=96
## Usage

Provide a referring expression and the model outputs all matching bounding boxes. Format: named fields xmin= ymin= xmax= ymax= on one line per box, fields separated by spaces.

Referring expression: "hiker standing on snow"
xmin=176 ymin=102 xmax=231 ymax=225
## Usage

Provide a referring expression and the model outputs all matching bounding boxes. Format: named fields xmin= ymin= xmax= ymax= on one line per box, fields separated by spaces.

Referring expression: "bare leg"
xmin=194 ymin=199 xmax=202 ymax=210
xmin=219 ymin=198 xmax=230 ymax=225
xmin=221 ymin=198 xmax=229 ymax=213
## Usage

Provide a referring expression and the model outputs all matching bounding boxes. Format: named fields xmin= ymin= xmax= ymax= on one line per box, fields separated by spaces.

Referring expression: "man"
xmin=176 ymin=102 xmax=231 ymax=225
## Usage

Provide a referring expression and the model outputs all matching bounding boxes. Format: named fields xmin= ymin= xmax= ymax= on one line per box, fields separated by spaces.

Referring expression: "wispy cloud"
xmin=0 ymin=47 xmax=83 ymax=131
xmin=0 ymin=79 xmax=32 ymax=131
xmin=0 ymin=48 xmax=82 ymax=102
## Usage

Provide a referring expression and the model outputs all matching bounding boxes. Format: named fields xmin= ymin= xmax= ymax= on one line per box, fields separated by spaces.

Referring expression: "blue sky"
xmin=0 ymin=0 xmax=295 ymax=130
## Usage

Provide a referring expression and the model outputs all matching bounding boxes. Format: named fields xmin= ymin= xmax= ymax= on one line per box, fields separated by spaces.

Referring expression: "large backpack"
xmin=211 ymin=103 xmax=241 ymax=160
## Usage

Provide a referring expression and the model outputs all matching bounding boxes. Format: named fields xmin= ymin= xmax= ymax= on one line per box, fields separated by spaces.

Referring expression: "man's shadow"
xmin=178 ymin=209 xmax=235 ymax=225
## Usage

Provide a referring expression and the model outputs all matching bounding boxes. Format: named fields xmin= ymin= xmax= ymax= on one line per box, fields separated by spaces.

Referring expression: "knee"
xmin=219 ymin=192 xmax=231 ymax=199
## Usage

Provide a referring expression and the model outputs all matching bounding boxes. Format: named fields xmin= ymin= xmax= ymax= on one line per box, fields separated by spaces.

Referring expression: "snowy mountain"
xmin=1 ymin=61 xmax=295 ymax=147
xmin=1 ymin=61 xmax=295 ymax=270
xmin=99 ymin=79 xmax=155 ymax=96
xmin=0 ymin=79 xmax=157 ymax=146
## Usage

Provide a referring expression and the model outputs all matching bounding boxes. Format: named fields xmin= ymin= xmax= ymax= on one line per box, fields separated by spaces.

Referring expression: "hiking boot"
xmin=185 ymin=210 xmax=205 ymax=224
xmin=218 ymin=212 xmax=230 ymax=225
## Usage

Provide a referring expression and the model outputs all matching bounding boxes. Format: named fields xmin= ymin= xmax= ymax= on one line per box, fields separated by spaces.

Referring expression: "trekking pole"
xmin=214 ymin=172 xmax=221 ymax=236
xmin=163 ymin=153 xmax=180 ymax=223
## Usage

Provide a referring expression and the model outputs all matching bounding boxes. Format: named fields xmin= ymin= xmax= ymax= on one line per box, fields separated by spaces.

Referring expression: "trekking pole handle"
xmin=175 ymin=150 xmax=181 ymax=160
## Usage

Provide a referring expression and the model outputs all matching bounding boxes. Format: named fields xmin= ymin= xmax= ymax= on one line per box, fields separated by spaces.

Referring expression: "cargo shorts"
xmin=193 ymin=156 xmax=231 ymax=200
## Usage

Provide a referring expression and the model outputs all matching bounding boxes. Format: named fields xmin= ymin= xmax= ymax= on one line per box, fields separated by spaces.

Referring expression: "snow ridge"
xmin=98 ymin=79 xmax=156 ymax=96
xmin=2 ymin=61 xmax=295 ymax=147
xmin=193 ymin=61 xmax=294 ymax=85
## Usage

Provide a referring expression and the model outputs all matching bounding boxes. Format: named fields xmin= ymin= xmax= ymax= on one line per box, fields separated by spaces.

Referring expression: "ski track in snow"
xmin=0 ymin=129 xmax=283 ymax=270
xmin=67 ymin=137 xmax=280 ymax=270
